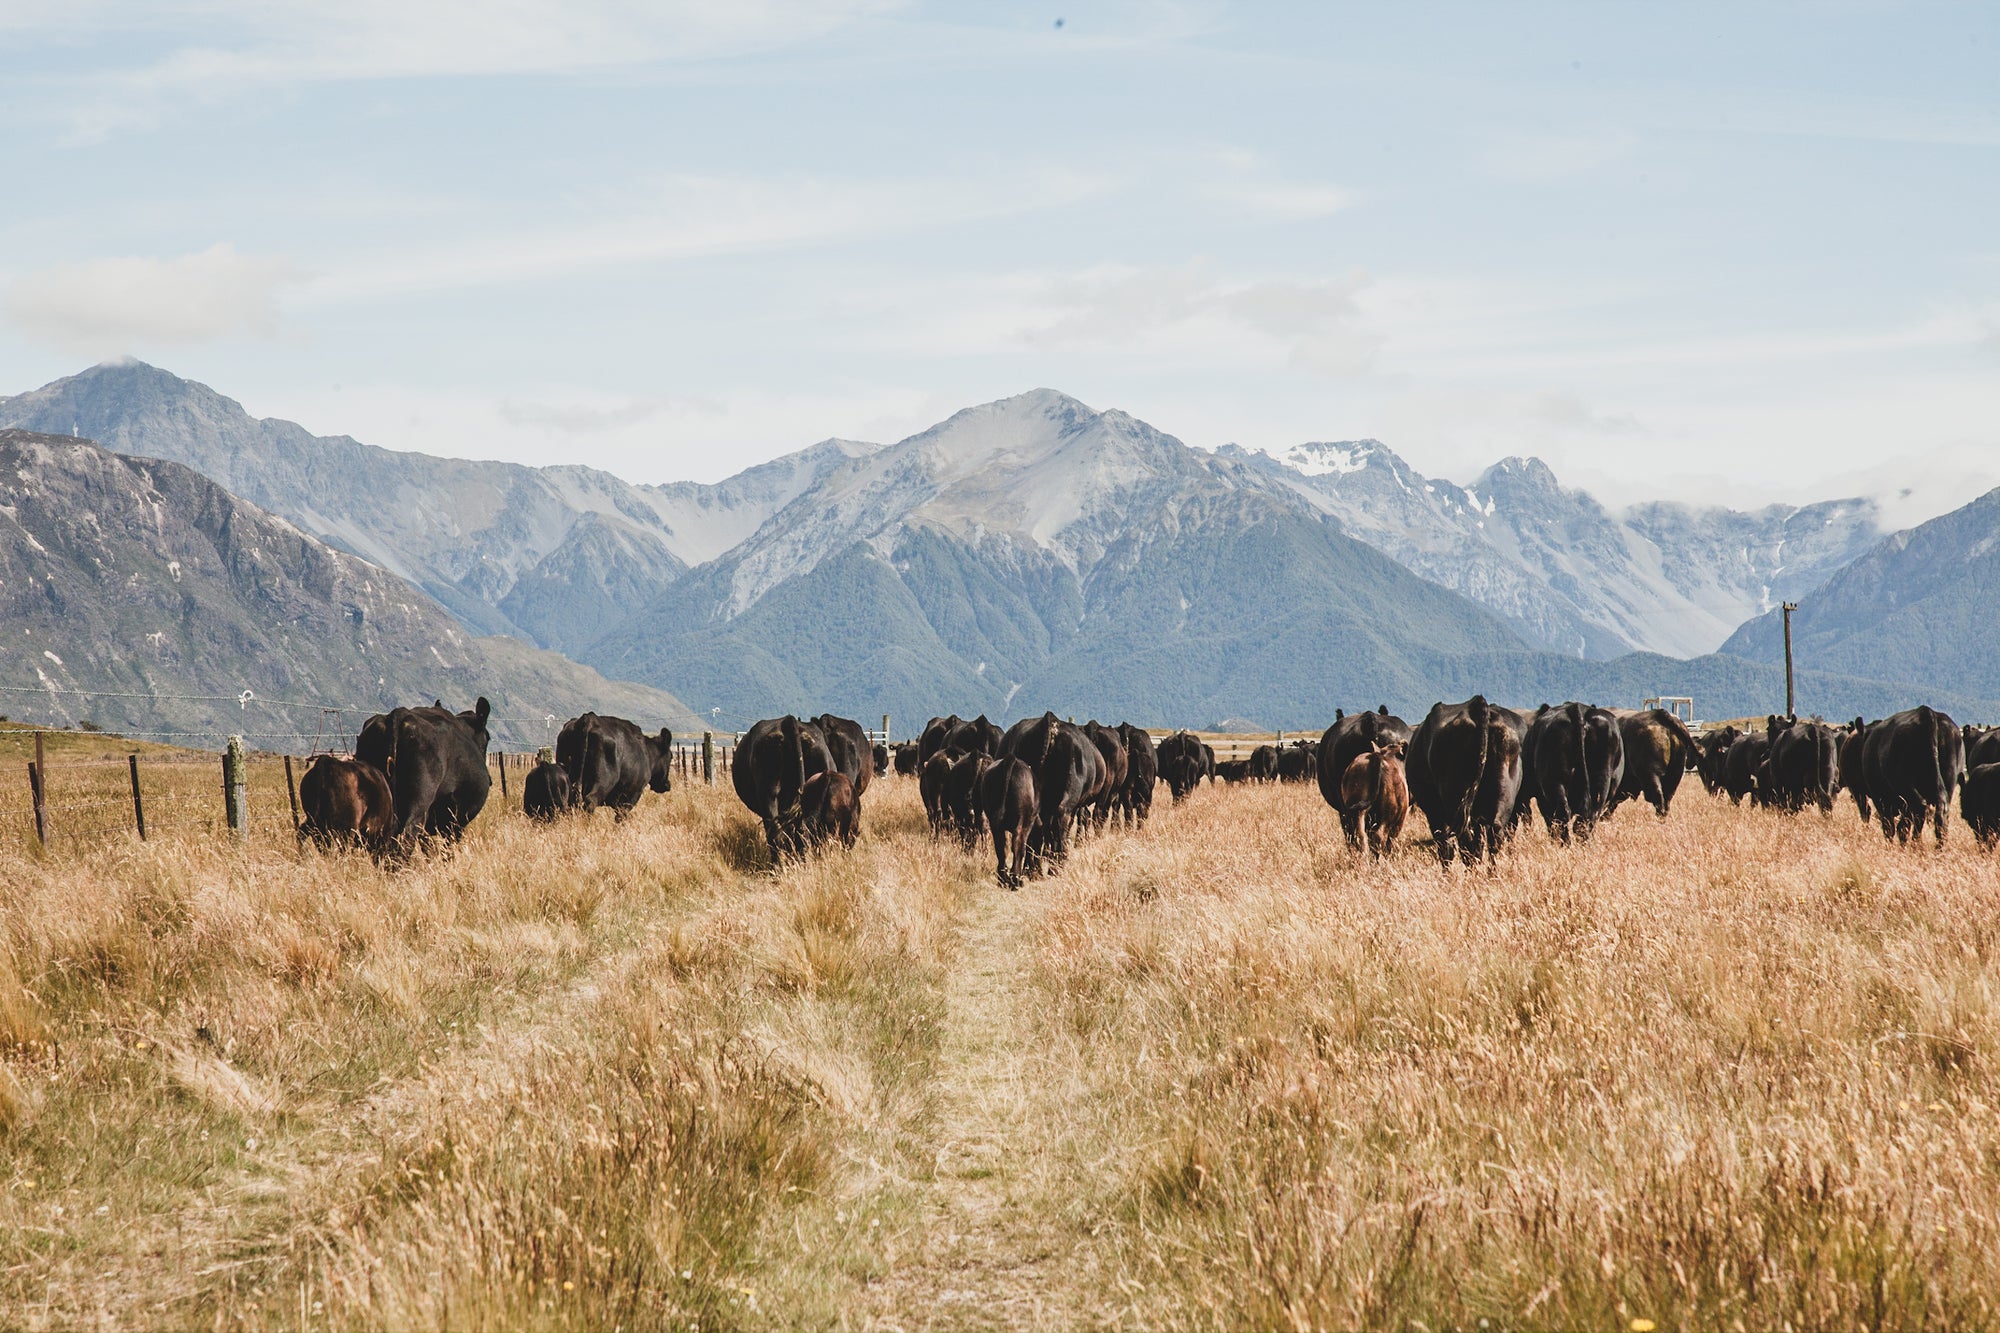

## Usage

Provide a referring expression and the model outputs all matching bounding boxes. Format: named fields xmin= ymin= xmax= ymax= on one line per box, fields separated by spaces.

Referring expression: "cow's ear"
xmin=474 ymin=697 xmax=491 ymax=725
xmin=658 ymin=727 xmax=673 ymax=745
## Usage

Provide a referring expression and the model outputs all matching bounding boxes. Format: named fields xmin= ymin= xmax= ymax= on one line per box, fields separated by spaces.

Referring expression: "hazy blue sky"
xmin=3 ymin=1 xmax=1995 ymax=516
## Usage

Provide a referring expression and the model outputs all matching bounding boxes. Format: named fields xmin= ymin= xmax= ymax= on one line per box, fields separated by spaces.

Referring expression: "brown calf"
xmin=298 ymin=754 xmax=394 ymax=854
xmin=801 ymin=769 xmax=859 ymax=850
xmin=1338 ymin=741 xmax=1409 ymax=859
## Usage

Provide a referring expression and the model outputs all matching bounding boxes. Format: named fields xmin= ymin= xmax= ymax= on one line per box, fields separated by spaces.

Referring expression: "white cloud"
xmin=4 ymin=243 xmax=295 ymax=354
xmin=25 ymin=0 xmax=908 ymax=139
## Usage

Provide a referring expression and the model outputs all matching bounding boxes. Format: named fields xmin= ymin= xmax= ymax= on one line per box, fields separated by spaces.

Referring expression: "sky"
xmin=2 ymin=1 xmax=1996 ymax=521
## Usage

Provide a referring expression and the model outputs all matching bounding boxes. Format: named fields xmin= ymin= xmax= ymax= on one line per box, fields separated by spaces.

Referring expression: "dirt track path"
xmin=855 ymin=884 xmax=1106 ymax=1332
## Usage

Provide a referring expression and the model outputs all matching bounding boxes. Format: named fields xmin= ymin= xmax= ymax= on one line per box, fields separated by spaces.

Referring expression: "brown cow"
xmin=800 ymin=769 xmax=858 ymax=850
xmin=1338 ymin=741 xmax=1409 ymax=859
xmin=298 ymin=754 xmax=394 ymax=853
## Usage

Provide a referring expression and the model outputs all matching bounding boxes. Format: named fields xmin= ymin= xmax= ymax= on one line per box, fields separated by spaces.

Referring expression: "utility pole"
xmin=1781 ymin=602 xmax=1799 ymax=719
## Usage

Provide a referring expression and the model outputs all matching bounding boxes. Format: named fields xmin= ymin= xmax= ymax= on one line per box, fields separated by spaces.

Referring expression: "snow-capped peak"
xmin=1279 ymin=440 xmax=1376 ymax=477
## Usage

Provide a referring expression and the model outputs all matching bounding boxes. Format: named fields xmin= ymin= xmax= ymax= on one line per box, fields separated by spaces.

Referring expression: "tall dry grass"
xmin=5 ymin=760 xmax=2000 ymax=1330
xmin=1025 ymin=783 xmax=2000 ymax=1330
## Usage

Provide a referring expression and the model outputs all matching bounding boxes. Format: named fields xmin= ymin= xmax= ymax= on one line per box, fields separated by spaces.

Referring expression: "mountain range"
xmin=2 ymin=361 xmax=1995 ymax=730
xmin=0 ymin=428 xmax=697 ymax=747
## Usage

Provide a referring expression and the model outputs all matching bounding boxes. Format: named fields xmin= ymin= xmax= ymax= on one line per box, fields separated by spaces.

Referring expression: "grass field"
xmin=3 ymin=764 xmax=1999 ymax=1330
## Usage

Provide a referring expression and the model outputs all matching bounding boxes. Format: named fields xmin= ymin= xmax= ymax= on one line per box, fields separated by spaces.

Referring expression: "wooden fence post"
xmin=497 ymin=751 xmax=508 ymax=800
xmin=222 ymin=736 xmax=247 ymax=838
xmin=702 ymin=731 xmax=714 ymax=786
xmin=283 ymin=754 xmax=302 ymax=834
xmin=129 ymin=753 xmax=147 ymax=841
xmin=30 ymin=730 xmax=47 ymax=846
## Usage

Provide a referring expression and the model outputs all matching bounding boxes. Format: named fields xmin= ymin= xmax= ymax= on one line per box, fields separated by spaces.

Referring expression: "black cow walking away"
xmin=945 ymin=750 xmax=993 ymax=849
xmin=1839 ymin=719 xmax=1872 ymax=821
xmin=1961 ymin=762 xmax=2000 ymax=848
xmin=1247 ymin=744 xmax=1279 ymax=783
xmin=1217 ymin=759 xmax=1251 ymax=784
xmin=1695 ymin=725 xmax=1741 ymax=796
xmin=555 ymin=712 xmax=672 ymax=818
xmin=981 ymin=756 xmax=1039 ymax=889
xmin=1765 ymin=715 xmax=1839 ymax=814
xmin=893 ymin=741 xmax=922 ymax=776
xmin=732 ymin=715 xmax=835 ymax=863
xmin=1523 ymin=702 xmax=1625 ymax=844
xmin=1406 ymin=696 xmax=1527 ymax=866
xmin=297 ymin=754 xmax=394 ymax=853
xmin=1082 ymin=722 xmax=1129 ymax=828
xmin=1116 ymin=723 xmax=1158 ymax=826
xmin=1966 ymin=725 xmax=2000 ymax=770
xmin=355 ymin=698 xmax=494 ymax=850
xmin=946 ymin=715 xmax=1005 ymax=758
xmin=1722 ymin=731 xmax=1771 ymax=807
xmin=1001 ymin=711 xmax=1106 ymax=872
xmin=1860 ymin=705 xmax=1963 ymax=843
xmin=813 ymin=714 xmax=874 ymax=801
xmin=1318 ymin=707 xmax=1412 ymax=821
xmin=1157 ymin=731 xmax=1208 ymax=801
xmin=522 ymin=760 xmax=573 ymax=822
xmin=1608 ymin=708 xmax=1695 ymax=817
xmin=1277 ymin=741 xmax=1318 ymax=784
xmin=872 ymin=743 xmax=891 ymax=778
xmin=920 ymin=750 xmax=956 ymax=837
xmin=919 ymin=715 xmax=962 ymax=767
xmin=800 ymin=769 xmax=859 ymax=849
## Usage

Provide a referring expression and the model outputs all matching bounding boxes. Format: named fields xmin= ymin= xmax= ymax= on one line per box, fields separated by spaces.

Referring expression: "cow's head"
xmin=648 ymin=726 xmax=674 ymax=793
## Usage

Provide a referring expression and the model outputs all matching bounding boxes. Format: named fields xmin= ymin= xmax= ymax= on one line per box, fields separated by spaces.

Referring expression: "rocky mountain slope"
xmin=0 ymin=362 xmax=877 ymax=654
xmin=582 ymin=391 xmax=1977 ymax=726
xmin=0 ymin=430 xmax=697 ymax=746
xmin=1225 ymin=440 xmax=1880 ymax=659
xmin=1719 ymin=486 xmax=2000 ymax=711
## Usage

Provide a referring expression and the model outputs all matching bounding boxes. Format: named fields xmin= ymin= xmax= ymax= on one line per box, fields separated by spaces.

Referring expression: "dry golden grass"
xmin=3 ymin=765 xmax=2000 ymax=1330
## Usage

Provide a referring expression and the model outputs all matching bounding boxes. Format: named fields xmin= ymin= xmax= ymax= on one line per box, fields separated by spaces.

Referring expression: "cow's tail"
xmin=1920 ymin=704 xmax=1946 ymax=808
xmin=1463 ymin=695 xmax=1491 ymax=833
xmin=1567 ymin=702 xmax=1588 ymax=816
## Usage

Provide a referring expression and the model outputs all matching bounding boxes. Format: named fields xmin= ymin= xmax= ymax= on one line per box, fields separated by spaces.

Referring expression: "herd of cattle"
xmin=289 ymin=694 xmax=1999 ymax=884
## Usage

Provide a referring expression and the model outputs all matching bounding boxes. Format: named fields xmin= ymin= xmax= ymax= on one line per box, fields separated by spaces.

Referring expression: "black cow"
xmin=1217 ymin=759 xmax=1251 ymax=783
xmin=1002 ymin=712 xmax=1106 ymax=872
xmin=1839 ymin=718 xmax=1871 ymax=821
xmin=1116 ymin=723 xmax=1158 ymax=826
xmin=1406 ymin=696 xmax=1527 ymax=866
xmin=1523 ymin=702 xmax=1624 ymax=844
xmin=1722 ymin=731 xmax=1771 ymax=806
xmin=919 ymin=715 xmax=962 ymax=768
xmin=981 ymin=756 xmax=1039 ymax=889
xmin=1082 ymin=722 xmax=1129 ymax=828
xmin=522 ymin=760 xmax=573 ymax=822
xmin=920 ymin=750 xmax=956 ymax=838
xmin=1157 ymin=731 xmax=1208 ymax=801
xmin=1961 ymin=763 xmax=2000 ymax=848
xmin=1965 ymin=725 xmax=2000 ymax=770
xmin=555 ymin=712 xmax=672 ymax=818
xmin=1246 ymin=744 xmax=1279 ymax=783
xmin=1276 ymin=740 xmax=1318 ymax=784
xmin=945 ymin=714 xmax=1004 ymax=759
xmin=355 ymin=698 xmax=493 ymax=849
xmin=873 ymin=743 xmax=891 ymax=778
xmin=1765 ymin=715 xmax=1839 ymax=814
xmin=298 ymin=754 xmax=394 ymax=853
xmin=945 ymin=750 xmax=993 ymax=849
xmin=1609 ymin=708 xmax=1695 ymax=817
xmin=1695 ymin=725 xmax=1741 ymax=796
xmin=1861 ymin=705 xmax=1963 ymax=843
xmin=800 ymin=769 xmax=859 ymax=849
xmin=732 ymin=716 xmax=835 ymax=862
xmin=893 ymin=742 xmax=922 ymax=776
xmin=813 ymin=714 xmax=874 ymax=800
xmin=1318 ymin=707 xmax=1412 ymax=817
